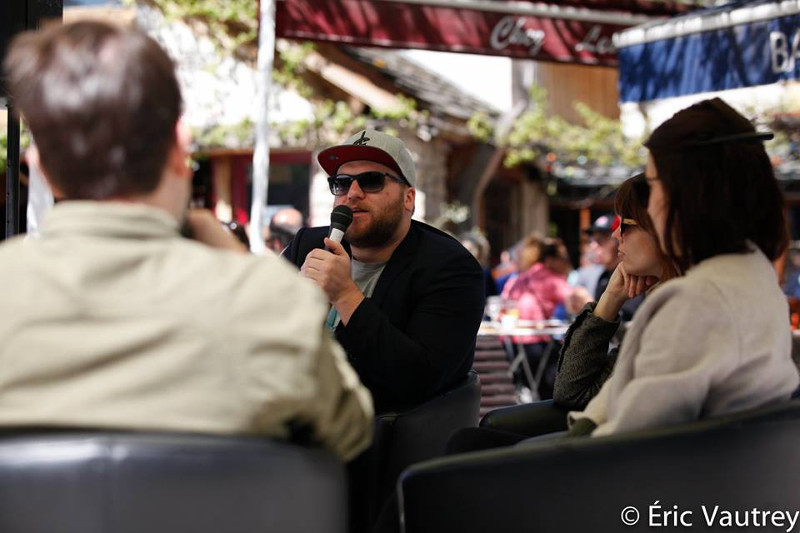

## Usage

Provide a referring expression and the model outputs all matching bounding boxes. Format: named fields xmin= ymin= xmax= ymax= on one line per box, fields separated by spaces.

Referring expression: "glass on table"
xmin=500 ymin=305 xmax=519 ymax=328
xmin=485 ymin=296 xmax=503 ymax=322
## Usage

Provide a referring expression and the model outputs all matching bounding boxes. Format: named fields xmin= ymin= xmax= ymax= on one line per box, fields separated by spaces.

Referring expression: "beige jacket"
xmin=0 ymin=202 xmax=373 ymax=461
xmin=571 ymin=245 xmax=799 ymax=436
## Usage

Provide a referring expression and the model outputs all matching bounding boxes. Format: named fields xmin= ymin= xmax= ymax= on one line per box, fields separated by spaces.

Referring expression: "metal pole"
xmin=5 ymin=102 xmax=20 ymax=238
xmin=2 ymin=0 xmax=62 ymax=239
xmin=250 ymin=0 xmax=276 ymax=254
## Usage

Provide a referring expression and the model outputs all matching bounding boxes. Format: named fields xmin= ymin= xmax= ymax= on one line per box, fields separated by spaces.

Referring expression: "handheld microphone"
xmin=327 ymin=205 xmax=353 ymax=250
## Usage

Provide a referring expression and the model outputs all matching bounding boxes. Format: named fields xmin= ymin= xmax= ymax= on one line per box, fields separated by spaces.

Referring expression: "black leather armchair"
xmin=399 ymin=399 xmax=800 ymax=533
xmin=0 ymin=431 xmax=346 ymax=533
xmin=479 ymin=399 xmax=569 ymax=437
xmin=352 ymin=371 xmax=481 ymax=531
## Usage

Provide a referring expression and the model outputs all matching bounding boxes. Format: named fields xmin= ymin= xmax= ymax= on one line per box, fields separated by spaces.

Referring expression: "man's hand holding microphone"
xmin=300 ymin=206 xmax=365 ymax=325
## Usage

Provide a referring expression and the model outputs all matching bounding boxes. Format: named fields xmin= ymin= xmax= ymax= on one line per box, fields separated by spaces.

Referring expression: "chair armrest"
xmin=479 ymin=400 xmax=568 ymax=437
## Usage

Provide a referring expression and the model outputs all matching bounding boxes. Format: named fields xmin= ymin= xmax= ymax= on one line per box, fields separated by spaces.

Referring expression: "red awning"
xmin=276 ymin=0 xmax=691 ymax=66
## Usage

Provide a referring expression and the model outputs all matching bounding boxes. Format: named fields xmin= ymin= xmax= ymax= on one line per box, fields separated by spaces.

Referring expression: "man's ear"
xmin=26 ymin=144 xmax=64 ymax=198
xmin=167 ymin=119 xmax=192 ymax=180
xmin=404 ymin=186 xmax=416 ymax=213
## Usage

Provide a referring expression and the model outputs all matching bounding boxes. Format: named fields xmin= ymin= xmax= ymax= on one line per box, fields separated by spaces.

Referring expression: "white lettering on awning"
xmin=490 ymin=16 xmax=545 ymax=56
xmin=770 ymin=29 xmax=800 ymax=74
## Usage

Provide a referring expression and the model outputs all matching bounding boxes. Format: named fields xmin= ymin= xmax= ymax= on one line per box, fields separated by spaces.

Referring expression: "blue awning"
xmin=616 ymin=0 xmax=800 ymax=103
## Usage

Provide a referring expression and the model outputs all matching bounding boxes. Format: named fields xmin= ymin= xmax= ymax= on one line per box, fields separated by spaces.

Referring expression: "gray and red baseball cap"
xmin=318 ymin=129 xmax=416 ymax=187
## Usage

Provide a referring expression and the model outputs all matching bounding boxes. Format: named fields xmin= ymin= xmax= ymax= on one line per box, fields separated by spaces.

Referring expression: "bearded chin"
xmin=346 ymin=203 xmax=404 ymax=248
xmin=347 ymin=218 xmax=398 ymax=248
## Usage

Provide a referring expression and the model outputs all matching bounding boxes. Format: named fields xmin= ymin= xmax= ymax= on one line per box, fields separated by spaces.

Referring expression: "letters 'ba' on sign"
xmin=618 ymin=11 xmax=800 ymax=102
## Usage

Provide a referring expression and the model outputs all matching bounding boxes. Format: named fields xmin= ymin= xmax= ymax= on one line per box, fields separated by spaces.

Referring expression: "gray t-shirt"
xmin=326 ymin=259 xmax=387 ymax=330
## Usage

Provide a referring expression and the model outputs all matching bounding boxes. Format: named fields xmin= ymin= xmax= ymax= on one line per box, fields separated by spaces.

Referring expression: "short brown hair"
xmin=517 ymin=233 xmax=544 ymax=272
xmin=644 ymin=98 xmax=788 ymax=272
xmin=4 ymin=21 xmax=182 ymax=199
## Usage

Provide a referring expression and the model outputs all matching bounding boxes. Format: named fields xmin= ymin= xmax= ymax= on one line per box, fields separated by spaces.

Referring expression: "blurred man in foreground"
xmin=0 ymin=21 xmax=372 ymax=461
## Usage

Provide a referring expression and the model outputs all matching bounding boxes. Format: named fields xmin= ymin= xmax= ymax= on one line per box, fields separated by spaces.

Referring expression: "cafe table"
xmin=477 ymin=319 xmax=570 ymax=402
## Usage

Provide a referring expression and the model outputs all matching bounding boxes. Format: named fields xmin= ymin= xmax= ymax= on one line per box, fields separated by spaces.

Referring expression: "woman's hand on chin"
xmin=622 ymin=267 xmax=659 ymax=299
xmin=594 ymin=264 xmax=657 ymax=321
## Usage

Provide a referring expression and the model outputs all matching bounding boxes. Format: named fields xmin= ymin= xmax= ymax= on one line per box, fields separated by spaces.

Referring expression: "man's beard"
xmin=346 ymin=198 xmax=404 ymax=249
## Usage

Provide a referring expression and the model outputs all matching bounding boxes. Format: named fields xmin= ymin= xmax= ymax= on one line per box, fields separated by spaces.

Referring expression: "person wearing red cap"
xmin=283 ymin=129 xmax=485 ymax=414
xmin=555 ymin=174 xmax=680 ymax=411
xmin=585 ymin=214 xmax=621 ymax=301
xmin=570 ymin=214 xmax=643 ymax=322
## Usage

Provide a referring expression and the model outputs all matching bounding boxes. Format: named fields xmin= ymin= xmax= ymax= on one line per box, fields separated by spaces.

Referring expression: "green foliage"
xmin=147 ymin=0 xmax=257 ymax=51
xmin=499 ymin=85 xmax=645 ymax=177
xmin=273 ymin=43 xmax=316 ymax=99
xmin=269 ymin=93 xmax=423 ymax=150
xmin=494 ymin=85 xmax=800 ymax=190
xmin=573 ymin=103 xmax=643 ymax=168
xmin=467 ymin=112 xmax=494 ymax=143
xmin=192 ymin=118 xmax=255 ymax=151
xmin=144 ymin=3 xmax=425 ymax=152
xmin=319 ymin=101 xmax=367 ymax=136
xmin=272 ymin=97 xmax=423 ymax=149
xmin=371 ymin=94 xmax=418 ymax=122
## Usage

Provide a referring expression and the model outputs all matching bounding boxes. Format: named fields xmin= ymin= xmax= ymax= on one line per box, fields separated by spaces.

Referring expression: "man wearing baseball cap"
xmin=283 ymin=129 xmax=485 ymax=414
xmin=585 ymin=214 xmax=621 ymax=302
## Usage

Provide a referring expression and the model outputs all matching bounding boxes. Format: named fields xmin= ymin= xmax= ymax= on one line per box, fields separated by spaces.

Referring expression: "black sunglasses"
xmin=327 ymin=171 xmax=406 ymax=196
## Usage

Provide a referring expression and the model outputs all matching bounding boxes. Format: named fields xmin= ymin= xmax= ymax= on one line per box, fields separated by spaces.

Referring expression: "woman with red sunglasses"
xmin=450 ymin=99 xmax=798 ymax=452
xmin=568 ymin=98 xmax=798 ymax=437
xmin=554 ymin=174 xmax=680 ymax=410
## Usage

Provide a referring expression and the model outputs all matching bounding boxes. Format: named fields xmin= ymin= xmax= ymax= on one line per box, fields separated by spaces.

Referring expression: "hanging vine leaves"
xmin=499 ymin=85 xmax=645 ymax=176
xmin=135 ymin=0 xmax=427 ymax=153
xmin=489 ymin=83 xmax=799 ymax=192
xmin=143 ymin=0 xmax=258 ymax=56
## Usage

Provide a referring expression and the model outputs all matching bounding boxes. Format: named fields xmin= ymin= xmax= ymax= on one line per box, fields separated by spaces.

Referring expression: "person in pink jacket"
xmin=502 ymin=237 xmax=572 ymax=397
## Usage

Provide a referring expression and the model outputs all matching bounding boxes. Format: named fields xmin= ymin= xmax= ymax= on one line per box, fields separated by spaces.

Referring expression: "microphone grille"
xmin=330 ymin=205 xmax=353 ymax=228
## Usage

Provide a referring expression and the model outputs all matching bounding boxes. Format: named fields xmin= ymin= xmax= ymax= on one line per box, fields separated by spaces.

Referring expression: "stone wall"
xmin=402 ymin=133 xmax=449 ymax=223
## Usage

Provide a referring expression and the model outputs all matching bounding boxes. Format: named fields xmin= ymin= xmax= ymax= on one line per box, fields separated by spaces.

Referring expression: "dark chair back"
xmin=399 ymin=399 xmax=800 ymax=533
xmin=353 ymin=371 xmax=481 ymax=531
xmin=479 ymin=399 xmax=568 ymax=437
xmin=0 ymin=432 xmax=346 ymax=533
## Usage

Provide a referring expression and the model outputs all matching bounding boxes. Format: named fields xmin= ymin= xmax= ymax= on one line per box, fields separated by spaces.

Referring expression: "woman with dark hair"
xmin=569 ymin=98 xmax=799 ymax=437
xmin=554 ymin=174 xmax=680 ymax=410
xmin=446 ymin=176 xmax=676 ymax=452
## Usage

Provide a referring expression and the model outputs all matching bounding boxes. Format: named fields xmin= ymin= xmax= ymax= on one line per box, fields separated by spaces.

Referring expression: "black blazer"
xmin=283 ymin=220 xmax=485 ymax=413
